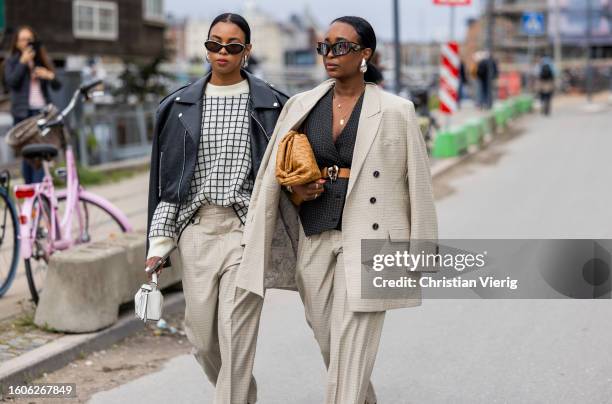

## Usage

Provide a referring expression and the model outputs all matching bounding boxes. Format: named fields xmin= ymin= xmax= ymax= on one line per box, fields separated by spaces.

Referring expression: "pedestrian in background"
xmin=4 ymin=25 xmax=61 ymax=183
xmin=145 ymin=13 xmax=289 ymax=403
xmin=237 ymin=16 xmax=438 ymax=404
xmin=476 ymin=50 xmax=498 ymax=109
xmin=537 ymin=56 xmax=555 ymax=116
xmin=458 ymin=60 xmax=468 ymax=109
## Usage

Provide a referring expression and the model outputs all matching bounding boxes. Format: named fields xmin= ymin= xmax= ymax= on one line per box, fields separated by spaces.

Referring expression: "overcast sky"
xmin=166 ymin=0 xmax=483 ymax=42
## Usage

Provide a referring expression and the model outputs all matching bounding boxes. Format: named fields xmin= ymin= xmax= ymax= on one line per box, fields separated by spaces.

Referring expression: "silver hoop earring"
xmin=205 ymin=52 xmax=210 ymax=63
xmin=360 ymin=58 xmax=368 ymax=73
xmin=243 ymin=55 xmax=249 ymax=68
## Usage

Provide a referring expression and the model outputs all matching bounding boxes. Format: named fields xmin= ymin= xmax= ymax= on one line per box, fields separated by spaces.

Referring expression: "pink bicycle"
xmin=14 ymin=80 xmax=133 ymax=304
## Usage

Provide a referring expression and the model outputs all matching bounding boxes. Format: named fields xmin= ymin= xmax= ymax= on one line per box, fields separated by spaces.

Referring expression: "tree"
xmin=113 ymin=53 xmax=171 ymax=104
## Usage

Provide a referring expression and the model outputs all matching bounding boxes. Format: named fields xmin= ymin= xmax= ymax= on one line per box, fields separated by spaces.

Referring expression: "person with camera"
xmin=4 ymin=25 xmax=61 ymax=183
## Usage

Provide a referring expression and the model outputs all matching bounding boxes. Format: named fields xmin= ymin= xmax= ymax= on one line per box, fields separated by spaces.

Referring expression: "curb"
xmin=431 ymin=134 xmax=494 ymax=180
xmin=0 ymin=290 xmax=185 ymax=395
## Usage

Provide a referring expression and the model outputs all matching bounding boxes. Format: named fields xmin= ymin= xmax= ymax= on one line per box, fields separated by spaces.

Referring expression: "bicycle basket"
xmin=5 ymin=105 xmax=64 ymax=155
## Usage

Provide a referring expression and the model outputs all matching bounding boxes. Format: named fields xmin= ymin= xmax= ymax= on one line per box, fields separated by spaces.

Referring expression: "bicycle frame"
xmin=0 ymin=171 xmax=11 ymax=247
xmin=14 ymin=82 xmax=133 ymax=260
xmin=16 ymin=144 xmax=133 ymax=259
xmin=15 ymin=144 xmax=79 ymax=258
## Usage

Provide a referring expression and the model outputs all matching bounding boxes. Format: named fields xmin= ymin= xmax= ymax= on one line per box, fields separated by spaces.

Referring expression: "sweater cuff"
xmin=147 ymin=236 xmax=175 ymax=259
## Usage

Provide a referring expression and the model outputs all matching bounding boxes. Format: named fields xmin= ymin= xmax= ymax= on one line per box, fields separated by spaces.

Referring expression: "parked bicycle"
xmin=0 ymin=170 xmax=20 ymax=297
xmin=14 ymin=80 xmax=133 ymax=304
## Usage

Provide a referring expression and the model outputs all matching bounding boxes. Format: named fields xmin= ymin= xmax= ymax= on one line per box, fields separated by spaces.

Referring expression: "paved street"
xmin=82 ymin=97 xmax=612 ymax=404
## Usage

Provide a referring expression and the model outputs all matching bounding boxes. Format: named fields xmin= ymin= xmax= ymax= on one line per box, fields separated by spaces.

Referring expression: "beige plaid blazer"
xmin=237 ymin=80 xmax=438 ymax=312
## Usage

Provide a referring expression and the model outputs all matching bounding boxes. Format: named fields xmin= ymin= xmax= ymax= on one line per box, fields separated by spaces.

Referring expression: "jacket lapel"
xmin=175 ymin=76 xmax=207 ymax=145
xmin=346 ymin=84 xmax=382 ymax=198
xmin=271 ymin=80 xmax=381 ymax=199
xmin=283 ymin=80 xmax=335 ymax=134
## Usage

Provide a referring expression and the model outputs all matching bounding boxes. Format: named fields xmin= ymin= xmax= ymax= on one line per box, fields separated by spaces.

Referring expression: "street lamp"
xmin=393 ymin=0 xmax=402 ymax=94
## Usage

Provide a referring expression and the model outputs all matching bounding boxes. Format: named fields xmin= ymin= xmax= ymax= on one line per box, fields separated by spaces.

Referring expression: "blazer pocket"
xmin=382 ymin=134 xmax=401 ymax=145
xmin=388 ymin=227 xmax=410 ymax=242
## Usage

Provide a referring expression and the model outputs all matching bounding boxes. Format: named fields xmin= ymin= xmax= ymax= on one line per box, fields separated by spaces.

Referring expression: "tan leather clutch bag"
xmin=275 ymin=130 xmax=322 ymax=205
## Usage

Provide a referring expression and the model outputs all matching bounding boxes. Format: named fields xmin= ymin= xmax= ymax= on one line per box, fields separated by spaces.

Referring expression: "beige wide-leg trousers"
xmin=178 ymin=205 xmax=263 ymax=404
xmin=295 ymin=227 xmax=386 ymax=404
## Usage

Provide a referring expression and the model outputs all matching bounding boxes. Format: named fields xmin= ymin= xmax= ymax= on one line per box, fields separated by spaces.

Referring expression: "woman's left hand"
xmin=292 ymin=178 xmax=326 ymax=201
xmin=33 ymin=67 xmax=55 ymax=81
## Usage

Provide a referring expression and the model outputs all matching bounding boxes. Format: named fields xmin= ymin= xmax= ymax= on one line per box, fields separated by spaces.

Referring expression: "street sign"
xmin=522 ymin=12 xmax=546 ymax=36
xmin=433 ymin=0 xmax=472 ymax=5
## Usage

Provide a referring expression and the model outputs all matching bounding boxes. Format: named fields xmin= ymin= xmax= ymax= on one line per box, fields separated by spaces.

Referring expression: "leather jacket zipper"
xmin=158 ymin=152 xmax=163 ymax=197
xmin=250 ymin=105 xmax=270 ymax=141
xmin=177 ymin=130 xmax=187 ymax=204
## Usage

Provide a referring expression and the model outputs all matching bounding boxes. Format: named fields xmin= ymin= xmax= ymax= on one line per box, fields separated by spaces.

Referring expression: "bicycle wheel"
xmin=57 ymin=194 xmax=129 ymax=244
xmin=25 ymin=193 xmax=129 ymax=304
xmin=24 ymin=196 xmax=56 ymax=304
xmin=0 ymin=187 xmax=19 ymax=297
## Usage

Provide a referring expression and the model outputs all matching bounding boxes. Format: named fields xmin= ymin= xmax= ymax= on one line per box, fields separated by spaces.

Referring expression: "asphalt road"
xmin=78 ymin=98 xmax=612 ymax=403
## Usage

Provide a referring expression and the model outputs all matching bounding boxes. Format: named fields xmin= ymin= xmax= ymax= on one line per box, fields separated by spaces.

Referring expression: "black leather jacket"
xmin=146 ymin=70 xmax=289 ymax=250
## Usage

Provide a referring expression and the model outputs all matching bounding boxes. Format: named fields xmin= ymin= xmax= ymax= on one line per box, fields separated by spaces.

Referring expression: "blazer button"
xmin=373 ymin=170 xmax=380 ymax=178
xmin=372 ymin=223 xmax=379 ymax=230
xmin=370 ymin=197 xmax=376 ymax=204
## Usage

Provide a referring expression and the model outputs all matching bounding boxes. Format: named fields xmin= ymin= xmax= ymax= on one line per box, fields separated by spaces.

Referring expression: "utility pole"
xmin=485 ymin=0 xmax=495 ymax=109
xmin=450 ymin=5 xmax=456 ymax=41
xmin=552 ymin=0 xmax=563 ymax=91
xmin=585 ymin=0 xmax=593 ymax=102
xmin=393 ymin=0 xmax=402 ymax=94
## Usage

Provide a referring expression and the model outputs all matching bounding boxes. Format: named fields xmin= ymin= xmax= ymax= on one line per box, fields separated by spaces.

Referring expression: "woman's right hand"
xmin=292 ymin=178 xmax=326 ymax=202
xmin=19 ymin=47 xmax=35 ymax=64
xmin=145 ymin=257 xmax=163 ymax=281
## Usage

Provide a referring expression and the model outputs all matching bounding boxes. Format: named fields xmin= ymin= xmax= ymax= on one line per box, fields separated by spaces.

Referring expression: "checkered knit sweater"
xmin=147 ymin=80 xmax=252 ymax=258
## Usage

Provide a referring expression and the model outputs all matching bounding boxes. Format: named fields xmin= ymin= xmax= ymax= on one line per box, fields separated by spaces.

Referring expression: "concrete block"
xmin=34 ymin=232 xmax=182 ymax=333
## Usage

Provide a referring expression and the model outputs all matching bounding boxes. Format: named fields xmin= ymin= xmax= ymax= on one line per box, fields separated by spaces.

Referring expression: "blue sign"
xmin=522 ymin=12 xmax=546 ymax=36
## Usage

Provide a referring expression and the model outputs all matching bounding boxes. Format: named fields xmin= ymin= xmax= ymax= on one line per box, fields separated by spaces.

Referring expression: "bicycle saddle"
xmin=21 ymin=143 xmax=59 ymax=161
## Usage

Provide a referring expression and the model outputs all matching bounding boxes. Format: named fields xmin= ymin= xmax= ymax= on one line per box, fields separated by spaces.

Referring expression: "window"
xmin=143 ymin=0 xmax=164 ymax=23
xmin=73 ymin=0 xmax=118 ymax=40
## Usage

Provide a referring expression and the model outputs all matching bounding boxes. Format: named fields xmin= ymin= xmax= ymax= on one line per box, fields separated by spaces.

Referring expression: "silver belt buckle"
xmin=327 ymin=165 xmax=339 ymax=183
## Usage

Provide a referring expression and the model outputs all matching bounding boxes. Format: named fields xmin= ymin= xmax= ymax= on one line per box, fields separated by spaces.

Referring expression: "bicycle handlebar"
xmin=38 ymin=79 xmax=104 ymax=134
xmin=79 ymin=79 xmax=103 ymax=98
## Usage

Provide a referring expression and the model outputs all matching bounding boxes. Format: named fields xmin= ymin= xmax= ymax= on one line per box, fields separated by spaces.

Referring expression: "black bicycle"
xmin=0 ymin=169 xmax=20 ymax=297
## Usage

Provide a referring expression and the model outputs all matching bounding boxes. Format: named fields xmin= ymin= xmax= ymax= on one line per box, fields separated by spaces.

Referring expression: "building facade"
xmin=0 ymin=0 xmax=165 ymax=67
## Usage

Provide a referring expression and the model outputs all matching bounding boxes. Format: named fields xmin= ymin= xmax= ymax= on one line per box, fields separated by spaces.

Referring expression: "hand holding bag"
xmin=134 ymin=273 xmax=163 ymax=322
xmin=275 ymin=130 xmax=322 ymax=205
xmin=134 ymin=246 xmax=176 ymax=322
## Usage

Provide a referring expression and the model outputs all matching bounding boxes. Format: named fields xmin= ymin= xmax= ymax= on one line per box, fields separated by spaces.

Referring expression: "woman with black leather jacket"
xmin=145 ymin=13 xmax=287 ymax=403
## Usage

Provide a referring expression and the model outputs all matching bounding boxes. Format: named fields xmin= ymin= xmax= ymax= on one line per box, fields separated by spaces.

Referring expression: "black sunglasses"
xmin=316 ymin=41 xmax=363 ymax=57
xmin=204 ymin=40 xmax=246 ymax=55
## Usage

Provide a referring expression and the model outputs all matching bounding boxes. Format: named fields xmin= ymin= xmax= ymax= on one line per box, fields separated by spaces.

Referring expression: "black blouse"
xmin=298 ymin=87 xmax=364 ymax=237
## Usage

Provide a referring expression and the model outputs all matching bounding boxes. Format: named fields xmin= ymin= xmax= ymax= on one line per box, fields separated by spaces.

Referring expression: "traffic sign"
xmin=522 ymin=12 xmax=546 ymax=36
xmin=433 ymin=0 xmax=472 ymax=5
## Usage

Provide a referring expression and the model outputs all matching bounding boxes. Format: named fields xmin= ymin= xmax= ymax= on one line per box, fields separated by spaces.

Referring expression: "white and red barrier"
xmin=439 ymin=41 xmax=460 ymax=115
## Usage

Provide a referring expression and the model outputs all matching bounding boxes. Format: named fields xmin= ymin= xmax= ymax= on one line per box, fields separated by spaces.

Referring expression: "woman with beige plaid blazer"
xmin=235 ymin=16 xmax=438 ymax=404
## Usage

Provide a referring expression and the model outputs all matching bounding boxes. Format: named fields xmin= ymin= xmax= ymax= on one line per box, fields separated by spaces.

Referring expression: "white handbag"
xmin=135 ymin=247 xmax=176 ymax=322
xmin=134 ymin=272 xmax=163 ymax=322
